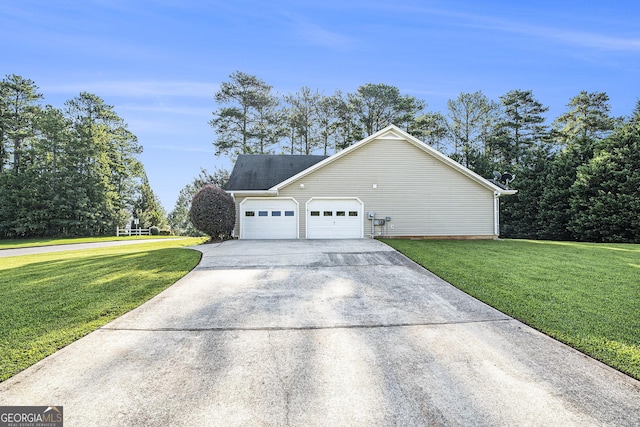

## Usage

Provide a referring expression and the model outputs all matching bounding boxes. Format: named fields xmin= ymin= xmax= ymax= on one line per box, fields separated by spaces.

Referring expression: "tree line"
xmin=0 ymin=74 xmax=165 ymax=238
xmin=206 ymin=71 xmax=640 ymax=243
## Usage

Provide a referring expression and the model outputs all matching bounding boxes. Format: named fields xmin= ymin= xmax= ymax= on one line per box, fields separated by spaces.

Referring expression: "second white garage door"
xmin=306 ymin=198 xmax=364 ymax=239
xmin=240 ymin=198 xmax=298 ymax=239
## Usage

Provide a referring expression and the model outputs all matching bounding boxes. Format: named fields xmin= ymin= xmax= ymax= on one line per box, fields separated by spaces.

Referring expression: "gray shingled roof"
xmin=225 ymin=154 xmax=329 ymax=191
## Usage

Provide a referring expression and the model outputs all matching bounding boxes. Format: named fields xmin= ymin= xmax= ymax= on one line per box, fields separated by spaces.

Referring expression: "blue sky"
xmin=2 ymin=0 xmax=639 ymax=211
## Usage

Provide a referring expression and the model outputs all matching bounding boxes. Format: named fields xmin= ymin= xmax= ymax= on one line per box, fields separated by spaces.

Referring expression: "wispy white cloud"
xmin=43 ymin=81 xmax=219 ymax=98
xmin=277 ymin=3 xmax=640 ymax=54
xmin=283 ymin=13 xmax=356 ymax=50
xmin=518 ymin=26 xmax=640 ymax=52
xmin=412 ymin=6 xmax=640 ymax=52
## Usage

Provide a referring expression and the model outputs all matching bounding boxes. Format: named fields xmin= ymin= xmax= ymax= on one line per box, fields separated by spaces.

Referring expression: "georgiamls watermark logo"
xmin=0 ymin=406 xmax=63 ymax=427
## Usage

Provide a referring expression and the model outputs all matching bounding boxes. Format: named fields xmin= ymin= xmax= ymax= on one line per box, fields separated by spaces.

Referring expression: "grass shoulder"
xmin=0 ymin=235 xmax=183 ymax=250
xmin=381 ymin=238 xmax=640 ymax=380
xmin=0 ymin=237 xmax=207 ymax=382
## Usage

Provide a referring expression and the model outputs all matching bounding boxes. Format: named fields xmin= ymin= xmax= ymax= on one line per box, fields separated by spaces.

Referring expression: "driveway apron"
xmin=1 ymin=239 xmax=639 ymax=426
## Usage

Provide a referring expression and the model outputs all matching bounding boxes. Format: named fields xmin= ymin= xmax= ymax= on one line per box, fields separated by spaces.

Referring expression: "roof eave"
xmin=226 ymin=189 xmax=279 ymax=197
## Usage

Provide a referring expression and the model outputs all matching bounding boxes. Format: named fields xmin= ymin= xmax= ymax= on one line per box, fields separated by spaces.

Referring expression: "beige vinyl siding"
xmin=279 ymin=136 xmax=496 ymax=238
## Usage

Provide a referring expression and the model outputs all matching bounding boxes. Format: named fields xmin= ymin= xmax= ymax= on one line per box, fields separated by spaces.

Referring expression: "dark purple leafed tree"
xmin=189 ymin=185 xmax=236 ymax=240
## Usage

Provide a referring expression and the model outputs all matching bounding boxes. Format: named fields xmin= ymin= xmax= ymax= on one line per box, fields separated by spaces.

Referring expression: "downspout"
xmin=230 ymin=192 xmax=238 ymax=238
xmin=494 ymin=192 xmax=500 ymax=237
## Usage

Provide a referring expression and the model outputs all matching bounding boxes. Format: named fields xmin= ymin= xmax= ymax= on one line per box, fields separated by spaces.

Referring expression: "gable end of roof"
xmin=272 ymin=125 xmax=512 ymax=195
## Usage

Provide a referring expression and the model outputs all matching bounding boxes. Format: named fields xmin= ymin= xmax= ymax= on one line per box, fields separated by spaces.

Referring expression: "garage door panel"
xmin=241 ymin=199 xmax=298 ymax=239
xmin=307 ymin=198 xmax=363 ymax=239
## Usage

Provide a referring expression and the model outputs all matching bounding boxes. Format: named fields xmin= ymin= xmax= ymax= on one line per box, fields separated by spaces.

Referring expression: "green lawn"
xmin=0 ymin=237 xmax=207 ymax=381
xmin=0 ymin=235 xmax=179 ymax=250
xmin=382 ymin=239 xmax=640 ymax=380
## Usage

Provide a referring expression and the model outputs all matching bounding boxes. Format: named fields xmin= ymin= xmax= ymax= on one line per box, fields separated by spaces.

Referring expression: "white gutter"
xmin=226 ymin=190 xmax=278 ymax=197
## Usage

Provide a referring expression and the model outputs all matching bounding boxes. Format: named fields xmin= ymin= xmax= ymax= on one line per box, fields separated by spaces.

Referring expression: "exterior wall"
xmin=232 ymin=195 xmax=242 ymax=238
xmin=277 ymin=136 xmax=496 ymax=238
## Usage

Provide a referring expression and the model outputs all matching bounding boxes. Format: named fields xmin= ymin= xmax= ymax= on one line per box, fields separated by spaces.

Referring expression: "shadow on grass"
xmin=0 ymin=248 xmax=202 ymax=381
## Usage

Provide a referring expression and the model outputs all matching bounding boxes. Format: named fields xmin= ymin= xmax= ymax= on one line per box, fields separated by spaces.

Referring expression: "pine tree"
xmin=538 ymin=91 xmax=613 ymax=240
xmin=210 ymin=71 xmax=281 ymax=157
xmin=446 ymin=91 xmax=499 ymax=167
xmin=569 ymin=103 xmax=640 ymax=242
xmin=490 ymin=90 xmax=549 ymax=168
xmin=284 ymin=87 xmax=321 ymax=154
xmin=0 ymin=75 xmax=43 ymax=174
xmin=347 ymin=83 xmax=425 ymax=136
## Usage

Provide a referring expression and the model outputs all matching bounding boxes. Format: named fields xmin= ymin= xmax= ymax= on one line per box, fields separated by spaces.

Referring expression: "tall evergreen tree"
xmin=64 ymin=92 xmax=147 ymax=235
xmin=347 ymin=83 xmax=425 ymax=136
xmin=538 ymin=92 xmax=613 ymax=240
xmin=26 ymin=106 xmax=73 ymax=236
xmin=316 ymin=92 xmax=343 ymax=155
xmin=492 ymin=90 xmax=549 ymax=238
xmin=283 ymin=87 xmax=321 ymax=154
xmin=0 ymin=81 xmax=8 ymax=171
xmin=65 ymin=93 xmax=119 ymax=234
xmin=446 ymin=91 xmax=499 ymax=167
xmin=0 ymin=76 xmax=155 ymax=238
xmin=34 ymin=106 xmax=69 ymax=192
xmin=499 ymin=146 xmax=554 ymax=238
xmin=131 ymin=172 xmax=166 ymax=229
xmin=490 ymin=89 xmax=549 ymax=168
xmin=553 ymin=91 xmax=614 ymax=145
xmin=0 ymin=75 xmax=43 ymax=174
xmin=569 ymin=103 xmax=640 ymax=242
xmin=0 ymin=75 xmax=44 ymax=237
xmin=332 ymin=92 xmax=361 ymax=151
xmin=210 ymin=71 xmax=281 ymax=157
xmin=409 ymin=111 xmax=449 ymax=152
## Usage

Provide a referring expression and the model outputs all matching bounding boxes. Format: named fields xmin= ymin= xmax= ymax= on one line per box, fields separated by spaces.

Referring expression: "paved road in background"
xmin=0 ymin=238 xmax=186 ymax=258
xmin=1 ymin=239 xmax=639 ymax=426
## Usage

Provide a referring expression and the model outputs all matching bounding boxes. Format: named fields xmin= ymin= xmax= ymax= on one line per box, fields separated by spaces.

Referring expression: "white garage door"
xmin=307 ymin=198 xmax=363 ymax=239
xmin=240 ymin=198 xmax=298 ymax=239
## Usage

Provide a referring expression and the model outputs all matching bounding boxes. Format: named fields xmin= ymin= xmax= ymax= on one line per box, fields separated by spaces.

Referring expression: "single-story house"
xmin=225 ymin=125 xmax=516 ymax=239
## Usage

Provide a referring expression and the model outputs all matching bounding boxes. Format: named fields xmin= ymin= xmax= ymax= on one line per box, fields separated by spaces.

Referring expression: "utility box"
xmin=374 ymin=219 xmax=385 ymax=226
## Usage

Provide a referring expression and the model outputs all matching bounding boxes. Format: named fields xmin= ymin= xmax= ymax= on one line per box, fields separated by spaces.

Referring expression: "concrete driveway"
xmin=1 ymin=239 xmax=639 ymax=426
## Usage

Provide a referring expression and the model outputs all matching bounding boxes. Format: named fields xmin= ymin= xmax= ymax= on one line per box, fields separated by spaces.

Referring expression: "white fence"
xmin=116 ymin=227 xmax=152 ymax=236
